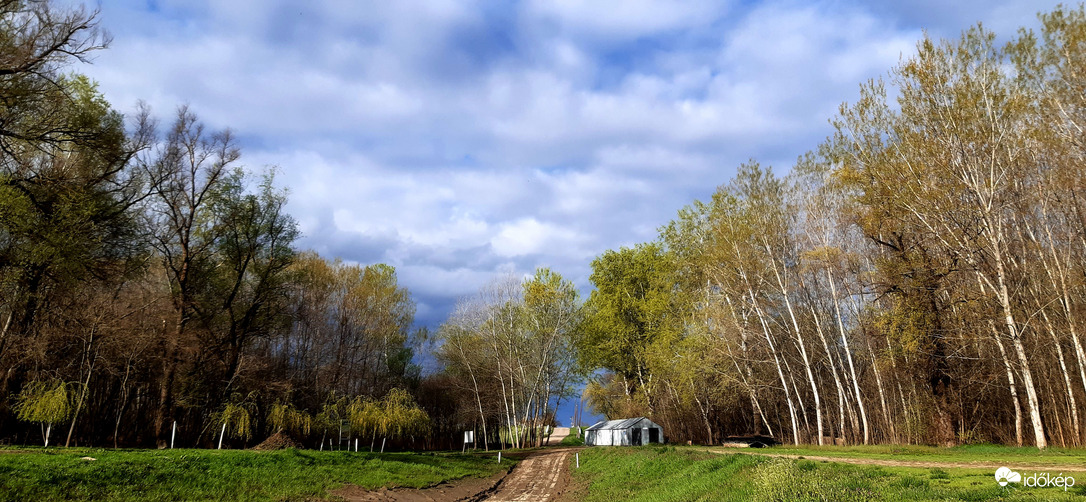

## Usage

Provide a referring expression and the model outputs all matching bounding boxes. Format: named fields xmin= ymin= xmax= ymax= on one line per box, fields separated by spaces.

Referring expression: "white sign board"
xmin=464 ymin=431 xmax=474 ymax=443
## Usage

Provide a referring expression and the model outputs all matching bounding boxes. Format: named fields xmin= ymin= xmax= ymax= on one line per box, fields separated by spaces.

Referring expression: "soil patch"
xmin=251 ymin=432 xmax=302 ymax=450
xmin=482 ymin=447 xmax=580 ymax=501
xmin=331 ymin=468 xmax=510 ymax=502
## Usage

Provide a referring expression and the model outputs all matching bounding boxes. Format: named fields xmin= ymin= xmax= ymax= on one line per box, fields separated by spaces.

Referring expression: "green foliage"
xmin=378 ymin=388 xmax=431 ymax=440
xmin=268 ymin=402 xmax=311 ymax=436
xmin=347 ymin=396 xmax=380 ymax=437
xmin=288 ymin=253 xmax=419 ymax=398
xmin=215 ymin=396 xmax=257 ymax=442
xmin=314 ymin=393 xmax=348 ymax=437
xmin=14 ymin=380 xmax=75 ymax=425
xmin=0 ymin=70 xmax=144 ymax=339
xmin=342 ymin=389 xmax=430 ymax=443
xmin=578 ymin=243 xmax=686 ymax=396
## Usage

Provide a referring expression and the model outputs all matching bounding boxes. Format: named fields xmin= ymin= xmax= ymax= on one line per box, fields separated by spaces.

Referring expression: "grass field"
xmin=746 ymin=443 xmax=1086 ymax=468
xmin=564 ymin=446 xmax=1086 ymax=501
xmin=0 ymin=447 xmax=514 ymax=501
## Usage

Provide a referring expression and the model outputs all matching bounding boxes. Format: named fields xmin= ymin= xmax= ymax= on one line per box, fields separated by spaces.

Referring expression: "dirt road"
xmin=544 ymin=427 xmax=571 ymax=446
xmin=335 ymin=446 xmax=579 ymax=502
xmin=481 ymin=447 xmax=578 ymax=501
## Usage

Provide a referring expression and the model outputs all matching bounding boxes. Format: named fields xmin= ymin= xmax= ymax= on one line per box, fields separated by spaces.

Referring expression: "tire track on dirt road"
xmin=481 ymin=447 xmax=581 ymax=502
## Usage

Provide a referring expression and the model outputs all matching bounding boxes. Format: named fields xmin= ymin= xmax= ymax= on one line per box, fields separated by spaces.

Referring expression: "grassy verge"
xmin=0 ymin=447 xmax=514 ymax=502
xmin=564 ymin=446 xmax=1086 ymax=501
xmin=560 ymin=427 xmax=585 ymax=446
xmin=731 ymin=444 xmax=1086 ymax=468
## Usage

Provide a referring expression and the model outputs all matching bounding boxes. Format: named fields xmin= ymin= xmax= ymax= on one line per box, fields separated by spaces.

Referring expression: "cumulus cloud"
xmin=81 ymin=0 xmax=1062 ymax=328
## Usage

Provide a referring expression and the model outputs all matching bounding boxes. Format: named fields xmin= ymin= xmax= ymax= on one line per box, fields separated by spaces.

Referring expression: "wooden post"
xmin=576 ymin=452 xmax=580 ymax=468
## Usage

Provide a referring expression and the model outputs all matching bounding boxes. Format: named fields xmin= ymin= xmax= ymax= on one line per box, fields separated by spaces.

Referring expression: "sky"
xmin=77 ymin=0 xmax=1059 ymax=385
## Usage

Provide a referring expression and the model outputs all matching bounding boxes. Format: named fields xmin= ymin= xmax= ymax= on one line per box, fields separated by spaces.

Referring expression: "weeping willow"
xmin=15 ymin=380 xmax=74 ymax=425
xmin=268 ymin=401 xmax=312 ymax=436
xmin=215 ymin=394 xmax=257 ymax=448
xmin=14 ymin=380 xmax=75 ymax=446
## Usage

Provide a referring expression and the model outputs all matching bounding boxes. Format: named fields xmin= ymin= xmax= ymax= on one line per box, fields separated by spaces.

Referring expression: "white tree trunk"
xmin=865 ymin=336 xmax=892 ymax=445
xmin=992 ymin=323 xmax=1024 ymax=447
xmin=828 ymin=271 xmax=869 ymax=444
xmin=766 ymin=244 xmax=823 ymax=445
xmin=1041 ymin=309 xmax=1081 ymax=445
xmin=811 ymin=305 xmax=848 ymax=444
xmin=992 ymin=245 xmax=1047 ymax=449
xmin=750 ymin=288 xmax=800 ymax=445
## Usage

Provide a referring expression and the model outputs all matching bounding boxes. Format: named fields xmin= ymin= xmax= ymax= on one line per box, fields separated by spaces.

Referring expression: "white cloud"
xmin=525 ymin=0 xmax=729 ymax=39
xmin=81 ymin=0 xmax=1063 ymax=327
xmin=492 ymin=218 xmax=584 ymax=257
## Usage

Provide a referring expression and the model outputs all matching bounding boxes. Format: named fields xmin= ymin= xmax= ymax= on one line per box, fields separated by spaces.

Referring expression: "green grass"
xmin=560 ymin=427 xmax=585 ymax=446
xmin=0 ymin=447 xmax=514 ymax=501
xmin=740 ymin=443 xmax=1086 ymax=468
xmin=566 ymin=446 xmax=1086 ymax=501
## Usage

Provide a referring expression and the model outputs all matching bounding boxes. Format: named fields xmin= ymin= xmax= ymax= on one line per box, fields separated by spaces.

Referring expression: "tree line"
xmin=0 ymin=1 xmax=429 ymax=449
xmin=577 ymin=6 xmax=1086 ymax=449
xmin=8 ymin=0 xmax=1086 ymax=453
xmin=435 ymin=269 xmax=583 ymax=450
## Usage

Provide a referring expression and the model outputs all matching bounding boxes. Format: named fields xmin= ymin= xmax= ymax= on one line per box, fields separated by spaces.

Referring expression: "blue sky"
xmin=80 ymin=0 xmax=1059 ymax=333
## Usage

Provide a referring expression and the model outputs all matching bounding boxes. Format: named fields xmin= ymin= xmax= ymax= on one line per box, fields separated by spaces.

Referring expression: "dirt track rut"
xmin=482 ymin=448 xmax=576 ymax=501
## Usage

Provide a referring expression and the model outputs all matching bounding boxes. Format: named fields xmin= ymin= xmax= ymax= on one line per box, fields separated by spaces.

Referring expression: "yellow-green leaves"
xmin=268 ymin=401 xmax=312 ymax=436
xmin=15 ymin=380 xmax=75 ymax=426
xmin=347 ymin=389 xmax=430 ymax=440
xmin=578 ymin=242 xmax=685 ymax=403
xmin=216 ymin=397 xmax=256 ymax=441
